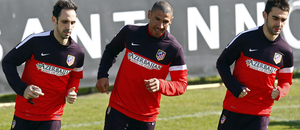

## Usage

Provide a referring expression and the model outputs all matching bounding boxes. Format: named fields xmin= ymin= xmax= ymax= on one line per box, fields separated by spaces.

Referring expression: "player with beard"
xmin=2 ymin=0 xmax=84 ymax=129
xmin=95 ymin=1 xmax=188 ymax=130
xmin=216 ymin=0 xmax=293 ymax=130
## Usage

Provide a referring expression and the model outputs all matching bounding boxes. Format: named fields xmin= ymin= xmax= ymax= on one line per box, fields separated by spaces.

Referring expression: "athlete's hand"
xmin=96 ymin=78 xmax=109 ymax=94
xmin=144 ymin=78 xmax=160 ymax=93
xmin=23 ymin=85 xmax=44 ymax=99
xmin=66 ymin=87 xmax=77 ymax=104
xmin=271 ymin=87 xmax=279 ymax=99
xmin=238 ymin=88 xmax=250 ymax=98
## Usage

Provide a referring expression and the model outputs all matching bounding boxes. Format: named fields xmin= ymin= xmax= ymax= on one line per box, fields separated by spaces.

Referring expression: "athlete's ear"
xmin=52 ymin=16 xmax=57 ymax=25
xmin=263 ymin=11 xmax=267 ymax=22
xmin=169 ymin=16 xmax=174 ymax=25
xmin=147 ymin=10 xmax=151 ymax=19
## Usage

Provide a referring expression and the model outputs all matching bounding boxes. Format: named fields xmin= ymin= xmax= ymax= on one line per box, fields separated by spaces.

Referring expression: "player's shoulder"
xmin=70 ymin=39 xmax=85 ymax=53
xmin=278 ymin=35 xmax=293 ymax=53
xmin=22 ymin=31 xmax=51 ymax=42
xmin=30 ymin=31 xmax=51 ymax=38
xmin=114 ymin=24 xmax=145 ymax=36
xmin=236 ymin=26 xmax=260 ymax=38
xmin=126 ymin=24 xmax=147 ymax=32
xmin=16 ymin=31 xmax=51 ymax=49
xmin=164 ymin=31 xmax=183 ymax=49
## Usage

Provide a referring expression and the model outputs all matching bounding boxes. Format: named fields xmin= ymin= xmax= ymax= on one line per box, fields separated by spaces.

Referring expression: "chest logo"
xmin=67 ymin=55 xmax=75 ymax=66
xmin=127 ymin=52 xmax=162 ymax=70
xmin=273 ymin=53 xmax=282 ymax=64
xmin=249 ymin=48 xmax=258 ymax=52
xmin=131 ymin=42 xmax=139 ymax=46
xmin=41 ymin=53 xmax=50 ymax=56
xmin=246 ymin=59 xmax=278 ymax=74
xmin=156 ymin=49 xmax=166 ymax=61
xmin=36 ymin=63 xmax=71 ymax=76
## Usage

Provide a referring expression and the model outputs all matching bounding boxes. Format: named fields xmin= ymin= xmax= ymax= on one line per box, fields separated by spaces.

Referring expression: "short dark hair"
xmin=52 ymin=0 xmax=77 ymax=19
xmin=151 ymin=1 xmax=174 ymax=16
xmin=264 ymin=0 xmax=289 ymax=15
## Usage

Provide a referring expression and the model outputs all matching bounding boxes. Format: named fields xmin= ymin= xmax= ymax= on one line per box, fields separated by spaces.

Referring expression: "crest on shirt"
xmin=156 ymin=49 xmax=166 ymax=61
xmin=273 ymin=53 xmax=282 ymax=64
xmin=67 ymin=55 xmax=75 ymax=66
xmin=221 ymin=115 xmax=226 ymax=124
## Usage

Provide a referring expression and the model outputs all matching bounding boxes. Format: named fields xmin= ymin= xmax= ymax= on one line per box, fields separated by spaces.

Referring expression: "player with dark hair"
xmin=216 ymin=0 xmax=293 ymax=130
xmin=2 ymin=0 xmax=84 ymax=129
xmin=95 ymin=1 xmax=188 ymax=130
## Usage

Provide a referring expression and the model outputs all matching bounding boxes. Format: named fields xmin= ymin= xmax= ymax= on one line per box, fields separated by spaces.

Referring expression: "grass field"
xmin=0 ymin=79 xmax=300 ymax=130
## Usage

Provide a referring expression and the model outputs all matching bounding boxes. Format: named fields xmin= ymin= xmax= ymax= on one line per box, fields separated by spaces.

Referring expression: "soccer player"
xmin=2 ymin=0 xmax=84 ymax=129
xmin=216 ymin=0 xmax=293 ymax=129
xmin=95 ymin=1 xmax=188 ymax=129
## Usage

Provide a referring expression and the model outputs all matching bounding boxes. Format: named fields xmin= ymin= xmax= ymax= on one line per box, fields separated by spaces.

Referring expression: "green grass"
xmin=1 ymin=79 xmax=300 ymax=129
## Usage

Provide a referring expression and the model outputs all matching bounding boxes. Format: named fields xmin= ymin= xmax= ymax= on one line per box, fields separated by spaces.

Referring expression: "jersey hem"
xmin=15 ymin=110 xmax=62 ymax=121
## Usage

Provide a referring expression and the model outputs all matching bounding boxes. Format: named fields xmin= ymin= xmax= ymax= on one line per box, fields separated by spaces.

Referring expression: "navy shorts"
xmin=104 ymin=106 xmax=156 ymax=130
xmin=218 ymin=109 xmax=270 ymax=130
xmin=11 ymin=115 xmax=61 ymax=130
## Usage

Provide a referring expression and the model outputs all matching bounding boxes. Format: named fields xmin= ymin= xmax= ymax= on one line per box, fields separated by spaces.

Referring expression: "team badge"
xmin=156 ymin=49 xmax=166 ymax=61
xmin=221 ymin=115 xmax=226 ymax=124
xmin=273 ymin=53 xmax=282 ymax=64
xmin=66 ymin=55 xmax=75 ymax=66
xmin=12 ymin=120 xmax=16 ymax=129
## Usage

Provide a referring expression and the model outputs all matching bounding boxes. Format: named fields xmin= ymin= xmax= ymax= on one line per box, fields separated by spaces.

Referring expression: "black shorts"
xmin=218 ymin=109 xmax=270 ymax=130
xmin=11 ymin=115 xmax=61 ymax=130
xmin=104 ymin=106 xmax=156 ymax=130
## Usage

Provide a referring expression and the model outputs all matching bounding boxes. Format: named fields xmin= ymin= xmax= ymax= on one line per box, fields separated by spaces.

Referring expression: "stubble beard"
xmin=57 ymin=26 xmax=70 ymax=40
xmin=266 ymin=18 xmax=281 ymax=36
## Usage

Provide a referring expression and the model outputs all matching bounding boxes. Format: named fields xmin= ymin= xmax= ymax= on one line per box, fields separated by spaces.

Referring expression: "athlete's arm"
xmin=65 ymin=53 xmax=84 ymax=104
xmin=216 ymin=34 xmax=248 ymax=98
xmin=155 ymin=47 xmax=188 ymax=96
xmin=273 ymin=50 xmax=294 ymax=100
xmin=65 ymin=67 xmax=83 ymax=94
xmin=97 ymin=25 xmax=127 ymax=80
xmin=2 ymin=37 xmax=35 ymax=96
xmin=158 ymin=68 xmax=188 ymax=96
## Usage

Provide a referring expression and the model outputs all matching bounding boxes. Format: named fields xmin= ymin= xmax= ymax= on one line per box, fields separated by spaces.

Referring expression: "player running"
xmin=2 ymin=0 xmax=84 ymax=129
xmin=216 ymin=0 xmax=293 ymax=130
xmin=95 ymin=1 xmax=188 ymax=130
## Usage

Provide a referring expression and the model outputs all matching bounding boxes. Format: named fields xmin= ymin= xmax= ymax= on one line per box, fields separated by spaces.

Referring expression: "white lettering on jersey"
xmin=36 ymin=63 xmax=71 ymax=76
xmin=246 ymin=59 xmax=278 ymax=74
xmin=128 ymin=52 xmax=162 ymax=70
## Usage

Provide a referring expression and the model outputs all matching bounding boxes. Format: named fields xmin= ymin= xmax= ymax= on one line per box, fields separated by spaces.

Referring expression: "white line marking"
xmin=0 ymin=102 xmax=15 ymax=107
xmin=272 ymin=105 xmax=300 ymax=109
xmin=187 ymin=83 xmax=223 ymax=90
xmin=270 ymin=117 xmax=300 ymax=123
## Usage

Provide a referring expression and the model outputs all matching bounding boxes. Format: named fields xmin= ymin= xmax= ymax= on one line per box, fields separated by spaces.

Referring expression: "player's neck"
xmin=60 ymin=39 xmax=69 ymax=46
xmin=147 ymin=26 xmax=164 ymax=38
